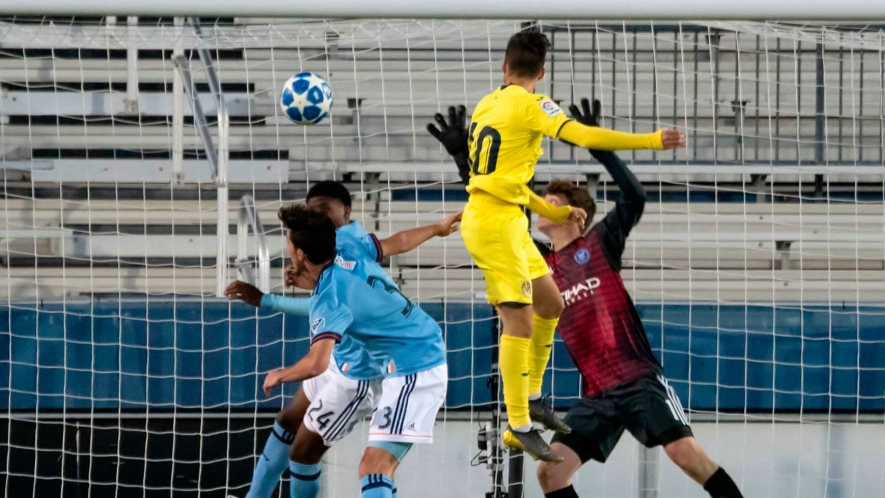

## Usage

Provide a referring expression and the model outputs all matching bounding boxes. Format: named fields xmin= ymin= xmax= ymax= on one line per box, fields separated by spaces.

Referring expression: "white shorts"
xmin=302 ymin=362 xmax=382 ymax=446
xmin=302 ymin=359 xmax=338 ymax=403
xmin=368 ymin=363 xmax=448 ymax=444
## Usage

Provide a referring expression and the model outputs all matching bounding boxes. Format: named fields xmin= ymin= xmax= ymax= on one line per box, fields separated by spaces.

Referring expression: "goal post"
xmin=1 ymin=15 xmax=884 ymax=498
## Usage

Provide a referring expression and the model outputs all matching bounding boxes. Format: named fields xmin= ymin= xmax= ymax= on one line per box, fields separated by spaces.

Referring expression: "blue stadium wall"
xmin=1 ymin=300 xmax=883 ymax=413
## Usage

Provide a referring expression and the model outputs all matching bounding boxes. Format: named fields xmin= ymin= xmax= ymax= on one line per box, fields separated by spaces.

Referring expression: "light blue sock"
xmin=360 ymin=474 xmax=394 ymax=498
xmin=246 ymin=421 xmax=295 ymax=498
xmin=289 ymin=460 xmax=322 ymax=498
xmin=392 ymin=485 xmax=398 ymax=498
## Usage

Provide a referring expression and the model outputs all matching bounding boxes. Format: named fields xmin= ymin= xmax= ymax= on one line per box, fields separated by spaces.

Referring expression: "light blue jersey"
xmin=261 ymin=221 xmax=396 ymax=380
xmin=328 ymin=221 xmax=400 ymax=379
xmin=309 ymin=263 xmax=446 ymax=378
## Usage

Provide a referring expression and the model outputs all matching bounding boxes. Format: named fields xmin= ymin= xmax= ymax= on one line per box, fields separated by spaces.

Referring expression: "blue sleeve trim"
xmin=311 ymin=332 xmax=342 ymax=345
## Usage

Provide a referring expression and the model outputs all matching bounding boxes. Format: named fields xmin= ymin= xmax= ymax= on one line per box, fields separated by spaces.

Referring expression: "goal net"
xmin=1 ymin=17 xmax=883 ymax=498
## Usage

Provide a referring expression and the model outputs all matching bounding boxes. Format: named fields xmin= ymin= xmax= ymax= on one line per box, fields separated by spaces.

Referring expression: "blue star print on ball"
xmin=280 ymin=72 xmax=334 ymax=125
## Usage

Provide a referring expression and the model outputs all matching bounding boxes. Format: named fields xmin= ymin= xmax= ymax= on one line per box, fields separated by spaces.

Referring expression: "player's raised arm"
xmin=570 ymin=98 xmax=646 ymax=257
xmin=376 ymin=211 xmax=463 ymax=258
xmin=557 ymin=120 xmax=684 ymax=151
xmin=529 ymin=94 xmax=684 ymax=151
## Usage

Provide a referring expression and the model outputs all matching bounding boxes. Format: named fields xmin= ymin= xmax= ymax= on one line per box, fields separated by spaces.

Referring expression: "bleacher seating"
xmin=0 ymin=19 xmax=882 ymax=304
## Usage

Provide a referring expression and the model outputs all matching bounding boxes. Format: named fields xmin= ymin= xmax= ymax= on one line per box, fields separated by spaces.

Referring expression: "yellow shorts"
xmin=461 ymin=191 xmax=549 ymax=305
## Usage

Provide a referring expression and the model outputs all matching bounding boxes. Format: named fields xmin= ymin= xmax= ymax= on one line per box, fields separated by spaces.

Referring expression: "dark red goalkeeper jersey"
xmin=543 ymin=150 xmax=661 ymax=397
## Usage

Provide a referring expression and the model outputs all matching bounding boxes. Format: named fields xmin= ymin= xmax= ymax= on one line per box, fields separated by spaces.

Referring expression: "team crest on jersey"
xmin=540 ymin=99 xmax=562 ymax=118
xmin=574 ymin=248 xmax=591 ymax=265
xmin=311 ymin=318 xmax=325 ymax=334
xmin=521 ymin=280 xmax=532 ymax=297
xmin=334 ymin=254 xmax=356 ymax=270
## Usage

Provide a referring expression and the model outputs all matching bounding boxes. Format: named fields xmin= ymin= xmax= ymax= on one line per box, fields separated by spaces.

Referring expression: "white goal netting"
xmin=0 ymin=17 xmax=884 ymax=498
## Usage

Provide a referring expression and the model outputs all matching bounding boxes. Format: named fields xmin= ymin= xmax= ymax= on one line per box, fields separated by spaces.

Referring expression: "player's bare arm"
xmin=262 ymin=338 xmax=336 ymax=397
xmin=377 ymin=211 xmax=462 ymax=257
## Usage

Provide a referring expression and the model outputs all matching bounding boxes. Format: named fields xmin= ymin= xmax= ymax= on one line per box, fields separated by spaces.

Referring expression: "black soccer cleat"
xmin=502 ymin=425 xmax=563 ymax=463
xmin=529 ymin=396 xmax=571 ymax=434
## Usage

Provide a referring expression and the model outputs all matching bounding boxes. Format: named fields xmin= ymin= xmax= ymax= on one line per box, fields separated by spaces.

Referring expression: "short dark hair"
xmin=306 ymin=181 xmax=352 ymax=207
xmin=504 ymin=31 xmax=550 ymax=78
xmin=278 ymin=204 xmax=336 ymax=264
xmin=546 ymin=180 xmax=597 ymax=221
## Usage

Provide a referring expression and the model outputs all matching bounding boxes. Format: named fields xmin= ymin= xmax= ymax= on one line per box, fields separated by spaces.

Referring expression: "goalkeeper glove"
xmin=568 ymin=98 xmax=602 ymax=128
xmin=427 ymin=105 xmax=471 ymax=186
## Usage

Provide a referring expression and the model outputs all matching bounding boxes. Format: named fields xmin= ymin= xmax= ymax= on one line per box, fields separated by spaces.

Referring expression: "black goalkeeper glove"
xmin=568 ymin=97 xmax=613 ymax=163
xmin=427 ymin=105 xmax=471 ymax=186
xmin=568 ymin=98 xmax=602 ymax=128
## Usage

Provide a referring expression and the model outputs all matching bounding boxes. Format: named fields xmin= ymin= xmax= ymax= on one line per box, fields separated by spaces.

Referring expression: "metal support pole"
xmin=815 ymin=43 xmax=826 ymax=165
xmin=190 ymin=18 xmax=225 ymax=99
xmin=484 ymin=309 xmax=508 ymax=498
xmin=637 ymin=445 xmax=660 ymax=498
xmin=124 ymin=16 xmax=139 ymax=114
xmin=173 ymin=18 xmax=231 ymax=296
xmin=585 ymin=173 xmax=600 ymax=200
xmin=172 ymin=17 xmax=184 ymax=184
xmin=507 ymin=449 xmax=524 ymax=498
xmin=814 ymin=42 xmax=828 ymax=197
xmin=172 ymin=55 xmax=220 ymax=177
xmin=237 ymin=195 xmax=270 ymax=293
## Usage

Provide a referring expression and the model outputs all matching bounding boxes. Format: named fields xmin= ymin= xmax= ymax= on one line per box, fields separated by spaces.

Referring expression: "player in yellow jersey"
xmin=442 ymin=31 xmax=685 ymax=462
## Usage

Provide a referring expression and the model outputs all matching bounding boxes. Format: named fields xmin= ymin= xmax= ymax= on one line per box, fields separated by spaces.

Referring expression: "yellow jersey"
xmin=466 ymin=85 xmax=665 ymax=223
xmin=466 ymin=85 xmax=572 ymax=220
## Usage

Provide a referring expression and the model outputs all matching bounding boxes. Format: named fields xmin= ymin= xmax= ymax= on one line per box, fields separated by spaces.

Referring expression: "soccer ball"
xmin=280 ymin=72 xmax=333 ymax=125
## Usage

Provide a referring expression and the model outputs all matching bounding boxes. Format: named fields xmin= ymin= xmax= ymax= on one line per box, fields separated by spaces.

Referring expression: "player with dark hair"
xmin=225 ymin=181 xmax=460 ymax=498
xmin=264 ymin=204 xmax=448 ymax=498
xmin=428 ymin=29 xmax=685 ymax=461
xmin=430 ymin=99 xmax=742 ymax=498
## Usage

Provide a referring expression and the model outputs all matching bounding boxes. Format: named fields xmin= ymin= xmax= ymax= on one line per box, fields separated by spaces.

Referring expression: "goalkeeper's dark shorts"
xmin=551 ymin=374 xmax=694 ymax=463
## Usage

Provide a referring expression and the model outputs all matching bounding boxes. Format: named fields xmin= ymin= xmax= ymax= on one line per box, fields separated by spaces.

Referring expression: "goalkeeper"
xmin=430 ymin=99 xmax=743 ymax=498
xmin=428 ymin=30 xmax=684 ymax=462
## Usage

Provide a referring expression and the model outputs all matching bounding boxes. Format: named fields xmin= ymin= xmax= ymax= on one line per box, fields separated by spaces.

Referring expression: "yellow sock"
xmin=528 ymin=315 xmax=558 ymax=397
xmin=499 ymin=334 xmax=532 ymax=429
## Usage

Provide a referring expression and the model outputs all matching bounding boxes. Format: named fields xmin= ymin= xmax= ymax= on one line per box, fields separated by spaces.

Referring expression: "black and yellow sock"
xmin=704 ymin=468 xmax=743 ymax=498
xmin=528 ymin=314 xmax=558 ymax=397
xmin=499 ymin=334 xmax=532 ymax=430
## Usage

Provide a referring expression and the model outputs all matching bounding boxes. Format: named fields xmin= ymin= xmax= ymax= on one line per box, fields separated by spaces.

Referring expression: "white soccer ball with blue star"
xmin=280 ymin=72 xmax=333 ymax=125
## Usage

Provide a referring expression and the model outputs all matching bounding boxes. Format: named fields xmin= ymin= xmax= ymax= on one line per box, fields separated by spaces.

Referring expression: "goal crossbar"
xmin=0 ymin=0 xmax=884 ymax=20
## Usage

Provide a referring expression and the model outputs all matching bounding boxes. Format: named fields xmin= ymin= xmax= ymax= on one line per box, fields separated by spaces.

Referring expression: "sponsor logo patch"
xmin=311 ymin=317 xmax=325 ymax=334
xmin=560 ymin=277 xmax=602 ymax=306
xmin=540 ymin=99 xmax=562 ymax=118
xmin=574 ymin=248 xmax=591 ymax=265
xmin=334 ymin=254 xmax=356 ymax=270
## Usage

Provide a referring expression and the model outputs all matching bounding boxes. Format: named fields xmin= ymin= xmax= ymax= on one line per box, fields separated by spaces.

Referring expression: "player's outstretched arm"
xmin=557 ymin=111 xmax=684 ymax=152
xmin=224 ymin=276 xmax=309 ymax=316
xmin=427 ymin=105 xmax=471 ymax=186
xmin=262 ymin=338 xmax=336 ymax=397
xmin=377 ymin=211 xmax=463 ymax=257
